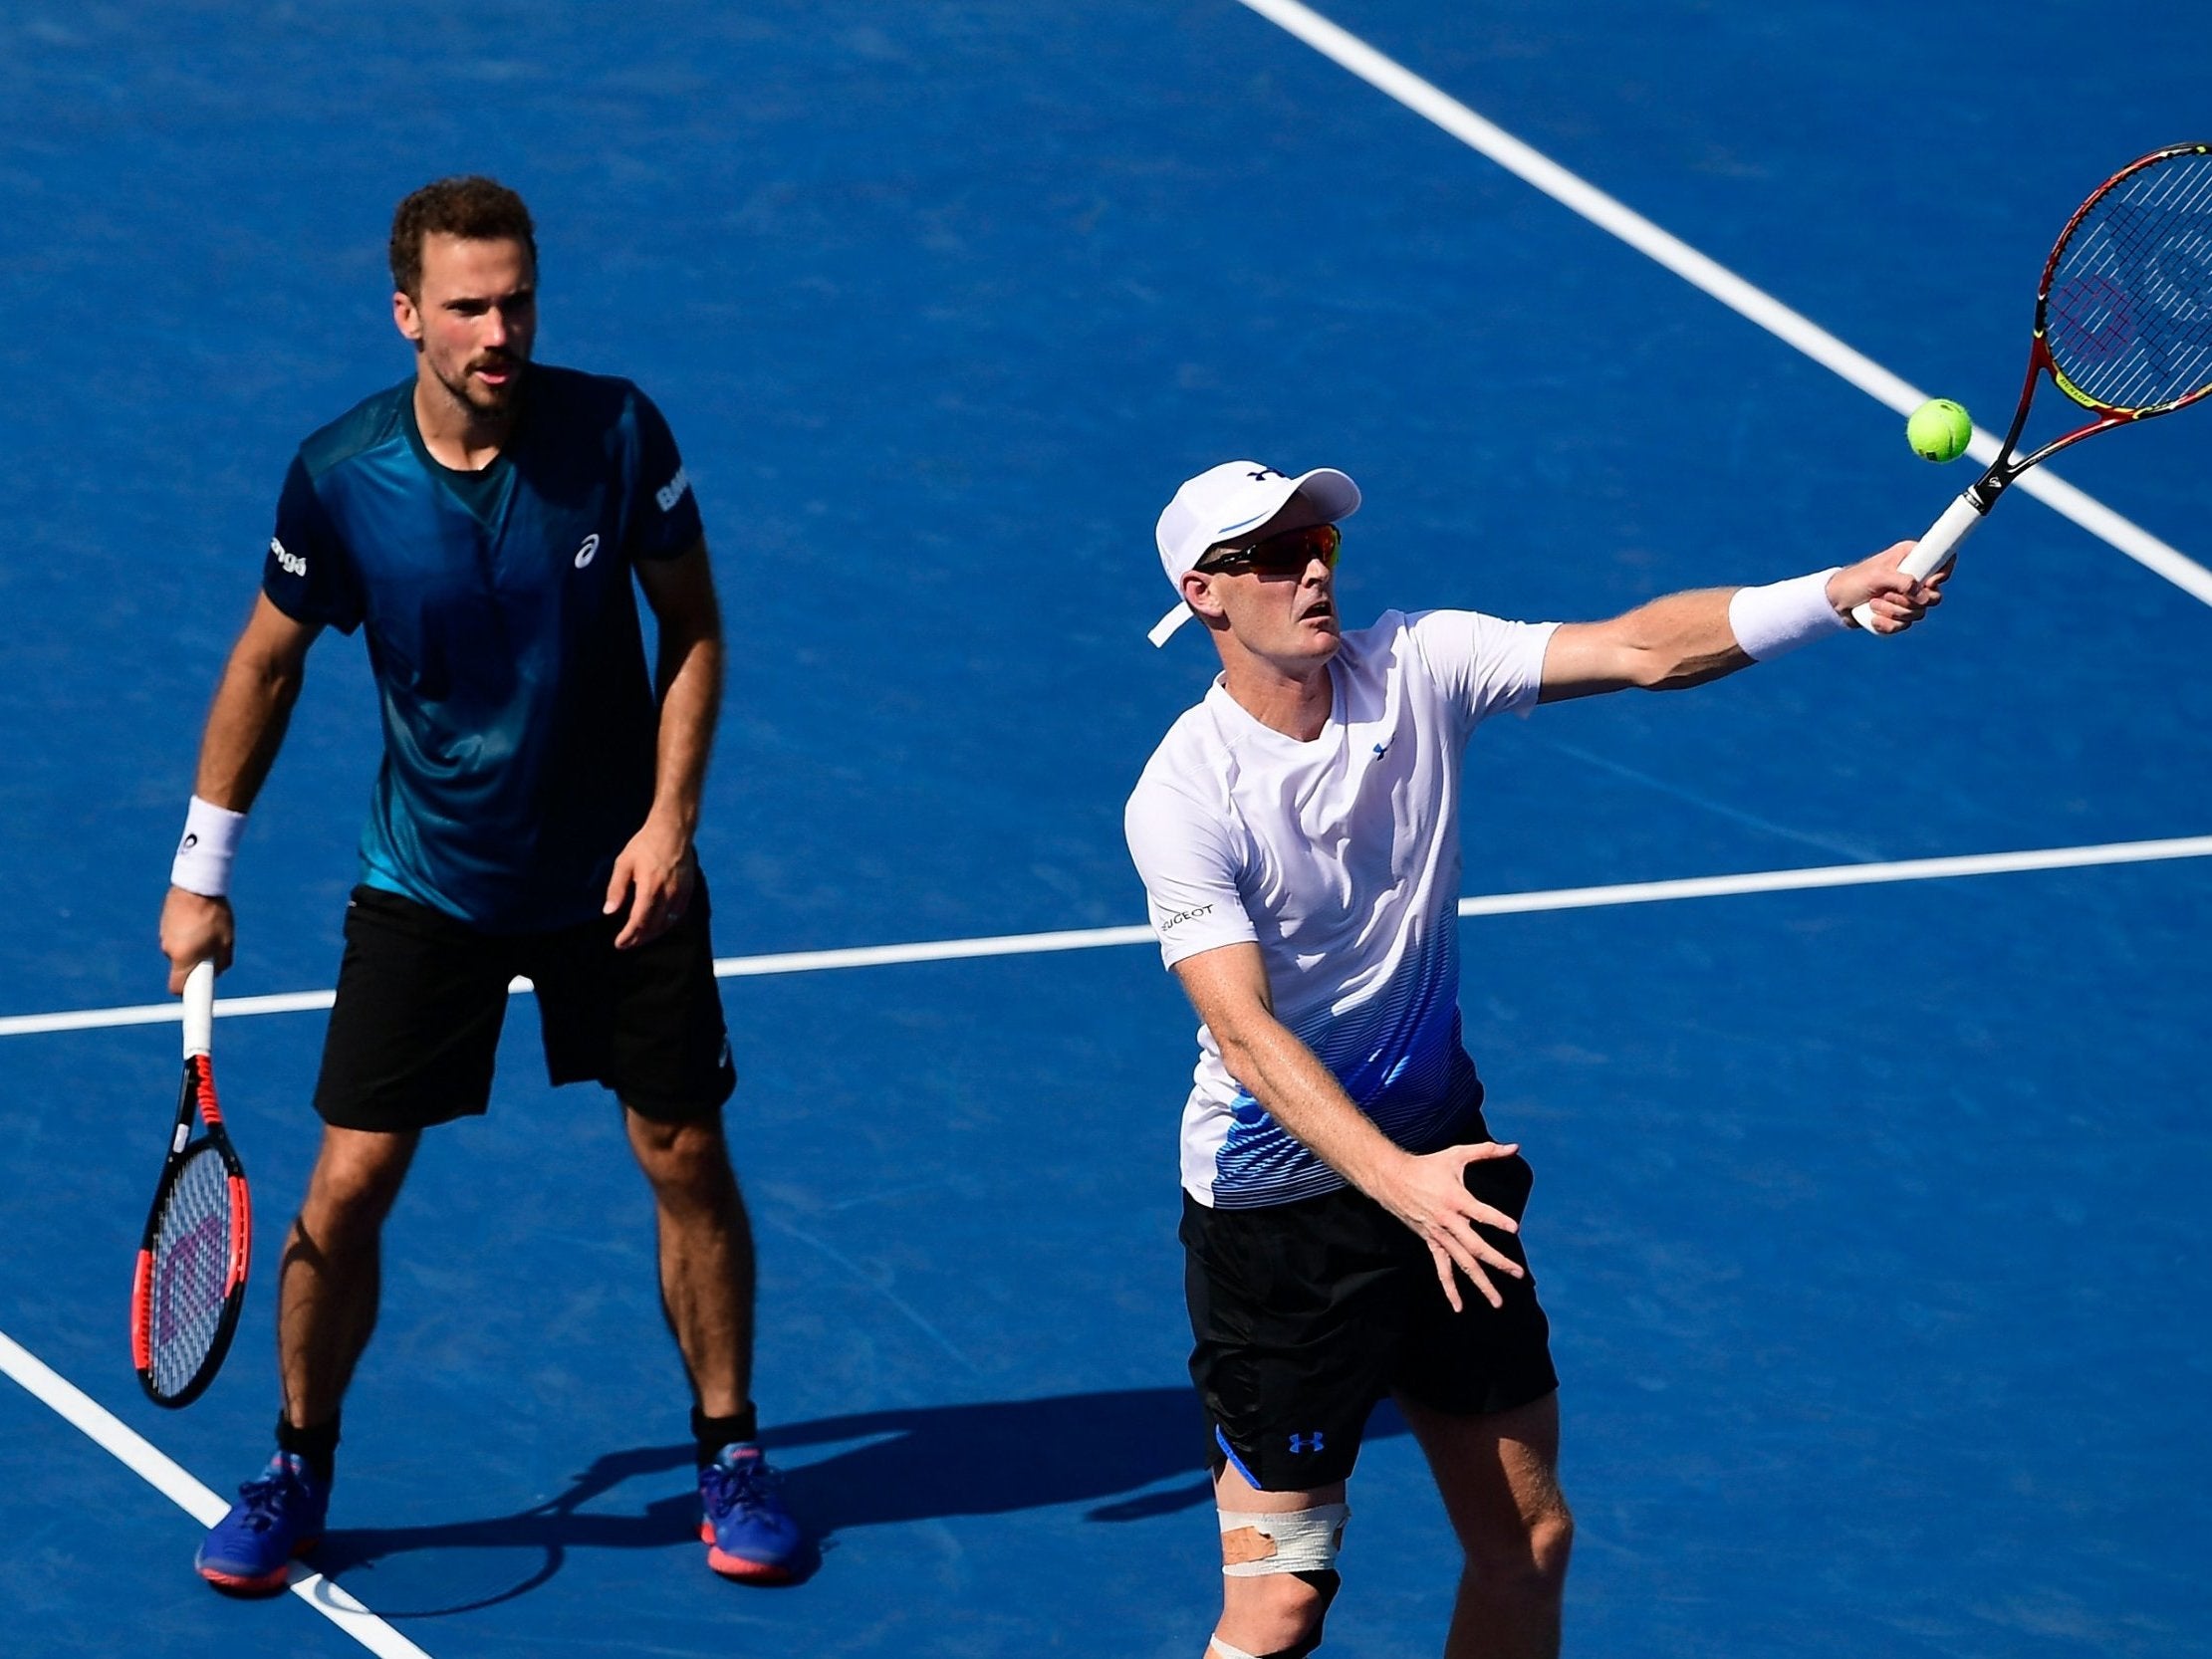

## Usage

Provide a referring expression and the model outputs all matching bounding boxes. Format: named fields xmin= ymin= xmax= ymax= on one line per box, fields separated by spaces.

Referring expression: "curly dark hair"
xmin=388 ymin=176 xmax=538 ymax=298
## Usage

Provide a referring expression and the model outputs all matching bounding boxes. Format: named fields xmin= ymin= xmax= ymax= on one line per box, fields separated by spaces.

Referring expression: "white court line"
xmin=6 ymin=834 xmax=2209 ymax=1040
xmin=0 ymin=1329 xmax=433 ymax=1659
xmin=1451 ymin=834 xmax=2212 ymax=914
xmin=1234 ymin=0 xmax=2212 ymax=610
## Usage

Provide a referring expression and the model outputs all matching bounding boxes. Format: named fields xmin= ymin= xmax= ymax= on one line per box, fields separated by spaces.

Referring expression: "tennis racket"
xmin=1853 ymin=141 xmax=2212 ymax=629
xmin=130 ymin=960 xmax=252 ymax=1408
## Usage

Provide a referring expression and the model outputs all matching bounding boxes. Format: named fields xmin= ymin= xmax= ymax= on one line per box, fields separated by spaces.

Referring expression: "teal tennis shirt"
xmin=262 ymin=365 xmax=705 ymax=932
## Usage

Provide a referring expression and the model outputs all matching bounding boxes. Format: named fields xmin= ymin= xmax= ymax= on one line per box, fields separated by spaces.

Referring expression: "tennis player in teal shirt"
xmin=265 ymin=359 xmax=697 ymax=930
xmin=159 ymin=176 xmax=807 ymax=1592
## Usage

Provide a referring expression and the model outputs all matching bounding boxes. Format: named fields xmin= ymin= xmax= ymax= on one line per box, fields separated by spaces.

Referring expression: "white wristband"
xmin=1728 ymin=568 xmax=1845 ymax=662
xmin=171 ymin=796 xmax=247 ymax=898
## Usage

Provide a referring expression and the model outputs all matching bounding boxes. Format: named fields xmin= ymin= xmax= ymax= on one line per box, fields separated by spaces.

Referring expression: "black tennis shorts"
xmin=312 ymin=878 xmax=737 ymax=1132
xmin=1182 ymin=1139 xmax=1557 ymax=1493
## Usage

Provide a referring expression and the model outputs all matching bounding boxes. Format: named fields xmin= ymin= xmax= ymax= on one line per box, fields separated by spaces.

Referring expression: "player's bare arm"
xmin=609 ymin=536 xmax=725 ymax=949
xmin=159 ymin=594 xmax=323 ymax=990
xmin=1172 ymin=940 xmax=1527 ymax=1312
xmin=1537 ymin=541 xmax=1942 ymax=704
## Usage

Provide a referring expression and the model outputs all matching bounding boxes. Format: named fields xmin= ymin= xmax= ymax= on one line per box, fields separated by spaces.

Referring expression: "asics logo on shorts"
xmin=270 ymin=537 xmax=307 ymax=578
xmin=575 ymin=533 xmax=601 ymax=569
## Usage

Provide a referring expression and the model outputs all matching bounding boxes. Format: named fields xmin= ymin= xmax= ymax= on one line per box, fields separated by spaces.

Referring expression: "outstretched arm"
xmin=1174 ymin=941 xmax=1527 ymax=1312
xmin=608 ymin=537 xmax=725 ymax=949
xmin=158 ymin=593 xmax=323 ymax=990
xmin=1537 ymin=541 xmax=1943 ymax=704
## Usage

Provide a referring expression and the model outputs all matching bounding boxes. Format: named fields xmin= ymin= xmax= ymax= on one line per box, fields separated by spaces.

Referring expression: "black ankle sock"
xmin=692 ymin=1403 xmax=758 ymax=1468
xmin=275 ymin=1409 xmax=341 ymax=1485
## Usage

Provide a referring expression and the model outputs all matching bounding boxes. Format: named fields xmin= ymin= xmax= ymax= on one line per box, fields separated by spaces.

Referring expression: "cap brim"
xmin=1280 ymin=467 xmax=1360 ymax=528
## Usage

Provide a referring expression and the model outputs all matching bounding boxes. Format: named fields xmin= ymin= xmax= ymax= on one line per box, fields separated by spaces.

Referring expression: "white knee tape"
xmin=1209 ymin=1641 xmax=1263 ymax=1659
xmin=1217 ymin=1502 xmax=1350 ymax=1577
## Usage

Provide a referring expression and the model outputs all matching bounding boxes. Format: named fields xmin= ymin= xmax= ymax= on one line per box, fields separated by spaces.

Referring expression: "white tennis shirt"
xmin=1125 ymin=608 xmax=1558 ymax=1209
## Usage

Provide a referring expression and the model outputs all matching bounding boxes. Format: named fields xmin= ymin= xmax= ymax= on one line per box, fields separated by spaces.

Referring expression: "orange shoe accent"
xmin=704 ymin=1541 xmax=798 ymax=1584
xmin=196 ymin=1561 xmax=290 ymax=1595
xmin=195 ymin=1533 xmax=319 ymax=1595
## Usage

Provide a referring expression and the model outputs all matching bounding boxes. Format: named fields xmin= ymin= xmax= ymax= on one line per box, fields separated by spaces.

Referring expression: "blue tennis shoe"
xmin=194 ymin=1452 xmax=328 ymax=1593
xmin=698 ymin=1443 xmax=806 ymax=1582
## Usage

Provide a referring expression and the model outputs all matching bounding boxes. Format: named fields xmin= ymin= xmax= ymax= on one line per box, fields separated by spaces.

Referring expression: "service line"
xmin=6 ymin=834 xmax=2209 ymax=1040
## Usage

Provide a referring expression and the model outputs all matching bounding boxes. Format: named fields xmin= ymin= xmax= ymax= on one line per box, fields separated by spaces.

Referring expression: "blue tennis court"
xmin=3 ymin=3 xmax=2207 ymax=1654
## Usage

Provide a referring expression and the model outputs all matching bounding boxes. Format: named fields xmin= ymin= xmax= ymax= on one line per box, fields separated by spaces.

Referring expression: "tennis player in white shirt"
xmin=1126 ymin=461 xmax=1941 ymax=1659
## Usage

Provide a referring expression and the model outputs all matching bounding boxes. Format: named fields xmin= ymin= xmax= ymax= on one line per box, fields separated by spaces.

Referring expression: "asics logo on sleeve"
xmin=654 ymin=464 xmax=691 ymax=514
xmin=270 ymin=537 xmax=307 ymax=578
xmin=574 ymin=533 xmax=601 ymax=569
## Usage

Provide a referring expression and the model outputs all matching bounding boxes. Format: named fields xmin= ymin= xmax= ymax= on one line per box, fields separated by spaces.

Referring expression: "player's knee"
xmin=627 ymin=1106 xmax=705 ymax=1156
xmin=626 ymin=1112 xmax=733 ymax=1194
xmin=306 ymin=1128 xmax=414 ymax=1223
xmin=1215 ymin=1571 xmax=1339 ymax=1659
xmin=1463 ymin=1492 xmax=1574 ymax=1595
xmin=1522 ymin=1496 xmax=1574 ymax=1588
xmin=1217 ymin=1503 xmax=1347 ymax=1655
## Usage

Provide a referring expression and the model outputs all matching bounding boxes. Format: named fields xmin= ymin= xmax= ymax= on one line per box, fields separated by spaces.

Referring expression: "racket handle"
xmin=1850 ymin=492 xmax=1984 ymax=631
xmin=182 ymin=961 xmax=215 ymax=1059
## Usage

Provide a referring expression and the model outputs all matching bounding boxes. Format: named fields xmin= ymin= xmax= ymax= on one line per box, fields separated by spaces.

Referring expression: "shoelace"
xmin=701 ymin=1457 xmax=781 ymax=1520
xmin=234 ymin=1462 xmax=311 ymax=1531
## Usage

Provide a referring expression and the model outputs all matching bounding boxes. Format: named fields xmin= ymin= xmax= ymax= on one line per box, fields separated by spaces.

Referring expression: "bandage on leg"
xmin=1217 ymin=1503 xmax=1349 ymax=1577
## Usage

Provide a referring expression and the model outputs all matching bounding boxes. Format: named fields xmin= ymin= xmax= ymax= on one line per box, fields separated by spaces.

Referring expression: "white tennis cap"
xmin=1148 ymin=461 xmax=1361 ymax=646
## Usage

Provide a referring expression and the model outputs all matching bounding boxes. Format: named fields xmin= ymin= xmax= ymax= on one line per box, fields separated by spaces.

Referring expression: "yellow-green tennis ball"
xmin=1906 ymin=398 xmax=1973 ymax=463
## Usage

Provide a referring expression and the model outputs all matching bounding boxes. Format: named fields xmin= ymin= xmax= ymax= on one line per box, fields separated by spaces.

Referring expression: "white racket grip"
xmin=1851 ymin=492 xmax=1983 ymax=631
xmin=182 ymin=960 xmax=215 ymax=1059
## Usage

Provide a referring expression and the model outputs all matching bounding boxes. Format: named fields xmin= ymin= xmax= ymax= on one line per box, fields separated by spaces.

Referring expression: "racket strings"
xmin=146 ymin=1146 xmax=237 ymax=1397
xmin=2048 ymin=152 xmax=2212 ymax=412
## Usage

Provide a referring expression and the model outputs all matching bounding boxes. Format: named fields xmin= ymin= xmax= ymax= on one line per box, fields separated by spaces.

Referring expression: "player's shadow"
xmin=311 ymin=1388 xmax=1411 ymax=1616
